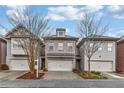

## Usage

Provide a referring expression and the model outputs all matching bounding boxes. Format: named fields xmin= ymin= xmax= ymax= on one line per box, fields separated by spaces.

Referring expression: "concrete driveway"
xmin=0 ymin=70 xmax=26 ymax=80
xmin=44 ymin=71 xmax=82 ymax=80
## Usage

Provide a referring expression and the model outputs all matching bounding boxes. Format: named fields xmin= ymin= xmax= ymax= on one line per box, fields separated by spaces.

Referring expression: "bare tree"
xmin=3 ymin=7 xmax=50 ymax=74
xmin=78 ymin=12 xmax=108 ymax=72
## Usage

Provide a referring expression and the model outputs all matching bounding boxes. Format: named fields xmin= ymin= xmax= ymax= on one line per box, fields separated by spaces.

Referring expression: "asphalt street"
xmin=0 ymin=80 xmax=124 ymax=88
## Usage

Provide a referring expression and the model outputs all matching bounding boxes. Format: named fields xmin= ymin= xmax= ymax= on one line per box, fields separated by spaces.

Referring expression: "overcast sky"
xmin=0 ymin=5 xmax=124 ymax=37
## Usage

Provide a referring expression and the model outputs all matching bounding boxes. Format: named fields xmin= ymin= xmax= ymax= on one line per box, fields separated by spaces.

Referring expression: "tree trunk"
xmin=30 ymin=60 xmax=35 ymax=74
xmin=88 ymin=58 xmax=91 ymax=72
xmin=30 ymin=45 xmax=35 ymax=75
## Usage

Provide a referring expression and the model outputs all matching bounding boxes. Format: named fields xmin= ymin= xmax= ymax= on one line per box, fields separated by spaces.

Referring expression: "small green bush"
xmin=91 ymin=71 xmax=101 ymax=75
xmin=75 ymin=71 xmax=107 ymax=79
xmin=43 ymin=68 xmax=48 ymax=72
xmin=72 ymin=68 xmax=80 ymax=73
xmin=0 ymin=64 xmax=9 ymax=70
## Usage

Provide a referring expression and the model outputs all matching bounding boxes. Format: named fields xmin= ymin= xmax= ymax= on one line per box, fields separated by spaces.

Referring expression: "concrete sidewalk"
xmin=102 ymin=72 xmax=124 ymax=79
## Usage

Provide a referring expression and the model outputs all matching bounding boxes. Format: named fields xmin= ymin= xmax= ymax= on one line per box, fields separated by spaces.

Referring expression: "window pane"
xmin=68 ymin=43 xmax=73 ymax=52
xmin=49 ymin=43 xmax=54 ymax=51
xmin=59 ymin=32 xmax=63 ymax=36
xmin=58 ymin=43 xmax=63 ymax=50
xmin=108 ymin=47 xmax=112 ymax=51
xmin=90 ymin=43 xmax=93 ymax=47
xmin=13 ymin=39 xmax=22 ymax=49
xmin=98 ymin=47 xmax=102 ymax=51
xmin=108 ymin=43 xmax=113 ymax=52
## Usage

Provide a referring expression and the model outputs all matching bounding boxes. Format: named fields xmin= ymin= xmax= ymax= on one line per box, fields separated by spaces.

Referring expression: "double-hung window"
xmin=48 ymin=43 xmax=54 ymax=51
xmin=67 ymin=43 xmax=73 ymax=52
xmin=58 ymin=31 xmax=64 ymax=37
xmin=13 ymin=39 xmax=22 ymax=49
xmin=108 ymin=43 xmax=113 ymax=52
xmin=58 ymin=43 xmax=63 ymax=51
xmin=98 ymin=44 xmax=102 ymax=51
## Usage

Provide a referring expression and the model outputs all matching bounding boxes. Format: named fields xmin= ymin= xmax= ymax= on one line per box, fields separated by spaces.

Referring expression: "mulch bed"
xmin=16 ymin=72 xmax=45 ymax=80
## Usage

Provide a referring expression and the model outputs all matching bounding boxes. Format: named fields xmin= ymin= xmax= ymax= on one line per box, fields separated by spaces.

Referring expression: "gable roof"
xmin=5 ymin=25 xmax=27 ymax=37
xmin=5 ymin=25 xmax=38 ymax=39
xmin=77 ymin=35 xmax=120 ymax=47
xmin=5 ymin=25 xmax=43 ymax=44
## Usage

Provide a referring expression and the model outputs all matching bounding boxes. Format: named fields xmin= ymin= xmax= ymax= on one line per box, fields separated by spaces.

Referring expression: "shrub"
xmin=43 ymin=68 xmax=48 ymax=72
xmin=72 ymin=68 xmax=80 ymax=73
xmin=75 ymin=71 xmax=107 ymax=79
xmin=0 ymin=64 xmax=9 ymax=70
xmin=91 ymin=71 xmax=101 ymax=75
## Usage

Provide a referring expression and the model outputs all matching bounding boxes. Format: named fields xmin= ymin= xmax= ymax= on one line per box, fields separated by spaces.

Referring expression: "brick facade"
xmin=0 ymin=38 xmax=7 ymax=65
xmin=0 ymin=42 xmax=1 ymax=65
xmin=117 ymin=40 xmax=124 ymax=72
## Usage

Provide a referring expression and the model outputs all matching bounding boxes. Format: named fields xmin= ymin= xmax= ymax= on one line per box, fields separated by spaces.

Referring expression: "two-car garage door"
xmin=48 ymin=60 xmax=73 ymax=71
xmin=90 ymin=61 xmax=113 ymax=72
xmin=9 ymin=60 xmax=29 ymax=70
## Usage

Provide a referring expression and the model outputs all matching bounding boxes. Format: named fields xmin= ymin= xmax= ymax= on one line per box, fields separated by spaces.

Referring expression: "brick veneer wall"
xmin=0 ymin=42 xmax=1 ymax=65
xmin=117 ymin=40 xmax=124 ymax=72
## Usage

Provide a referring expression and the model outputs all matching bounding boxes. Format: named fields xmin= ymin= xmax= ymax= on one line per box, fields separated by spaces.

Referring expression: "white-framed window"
xmin=90 ymin=43 xmax=93 ymax=47
xmin=98 ymin=47 xmax=102 ymax=51
xmin=58 ymin=31 xmax=64 ymax=37
xmin=98 ymin=44 xmax=102 ymax=51
xmin=58 ymin=43 xmax=63 ymax=51
xmin=13 ymin=39 xmax=22 ymax=49
xmin=108 ymin=43 xmax=113 ymax=52
xmin=48 ymin=43 xmax=54 ymax=51
xmin=67 ymin=43 xmax=73 ymax=52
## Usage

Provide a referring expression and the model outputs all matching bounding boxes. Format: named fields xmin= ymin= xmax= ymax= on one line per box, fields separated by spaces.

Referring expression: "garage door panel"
xmin=90 ymin=61 xmax=113 ymax=72
xmin=48 ymin=60 xmax=72 ymax=71
xmin=9 ymin=60 xmax=29 ymax=70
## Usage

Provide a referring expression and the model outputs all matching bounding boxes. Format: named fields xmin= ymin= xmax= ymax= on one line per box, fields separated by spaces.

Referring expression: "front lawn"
xmin=73 ymin=69 xmax=107 ymax=79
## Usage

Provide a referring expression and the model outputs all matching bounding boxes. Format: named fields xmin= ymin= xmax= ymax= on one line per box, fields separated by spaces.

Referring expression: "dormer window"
xmin=56 ymin=28 xmax=65 ymax=37
xmin=59 ymin=31 xmax=64 ymax=36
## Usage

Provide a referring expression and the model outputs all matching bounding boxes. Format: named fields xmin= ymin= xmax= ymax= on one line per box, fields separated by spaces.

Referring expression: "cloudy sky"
xmin=0 ymin=5 xmax=124 ymax=37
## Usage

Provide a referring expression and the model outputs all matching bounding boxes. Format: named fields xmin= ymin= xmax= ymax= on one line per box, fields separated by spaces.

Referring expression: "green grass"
xmin=73 ymin=69 xmax=107 ymax=79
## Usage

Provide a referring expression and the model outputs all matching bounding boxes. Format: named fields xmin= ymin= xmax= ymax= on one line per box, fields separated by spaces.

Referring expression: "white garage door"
xmin=48 ymin=60 xmax=73 ymax=71
xmin=9 ymin=60 xmax=29 ymax=70
xmin=90 ymin=61 xmax=113 ymax=72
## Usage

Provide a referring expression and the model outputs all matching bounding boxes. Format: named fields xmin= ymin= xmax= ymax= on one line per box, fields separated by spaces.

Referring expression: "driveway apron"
xmin=44 ymin=71 xmax=82 ymax=80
